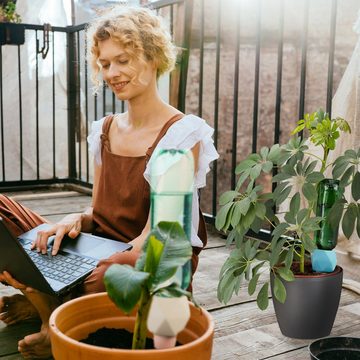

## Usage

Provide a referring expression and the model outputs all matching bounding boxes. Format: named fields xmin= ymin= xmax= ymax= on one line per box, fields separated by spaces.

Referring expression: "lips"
xmin=111 ymin=81 xmax=130 ymax=92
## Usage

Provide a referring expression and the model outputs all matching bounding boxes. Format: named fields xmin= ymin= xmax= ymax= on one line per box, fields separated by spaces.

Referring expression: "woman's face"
xmin=98 ymin=38 xmax=156 ymax=101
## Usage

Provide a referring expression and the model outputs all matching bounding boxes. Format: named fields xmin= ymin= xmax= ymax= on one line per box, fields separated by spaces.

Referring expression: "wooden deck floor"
xmin=1 ymin=188 xmax=360 ymax=359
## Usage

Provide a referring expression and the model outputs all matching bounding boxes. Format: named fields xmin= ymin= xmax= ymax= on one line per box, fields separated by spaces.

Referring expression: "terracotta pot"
xmin=49 ymin=292 xmax=214 ymax=360
xmin=271 ymin=265 xmax=343 ymax=339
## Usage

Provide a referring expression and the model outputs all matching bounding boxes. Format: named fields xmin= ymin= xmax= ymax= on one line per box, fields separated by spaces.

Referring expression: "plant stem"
xmin=132 ymin=288 xmax=152 ymax=350
xmin=299 ymin=245 xmax=305 ymax=274
xmin=320 ymin=146 xmax=329 ymax=173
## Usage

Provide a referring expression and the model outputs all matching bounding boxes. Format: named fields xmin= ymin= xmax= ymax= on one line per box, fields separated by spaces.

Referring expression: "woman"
xmin=0 ymin=6 xmax=218 ymax=358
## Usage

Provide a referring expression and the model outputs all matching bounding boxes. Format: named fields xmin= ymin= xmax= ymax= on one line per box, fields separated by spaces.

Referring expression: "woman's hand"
xmin=31 ymin=213 xmax=83 ymax=256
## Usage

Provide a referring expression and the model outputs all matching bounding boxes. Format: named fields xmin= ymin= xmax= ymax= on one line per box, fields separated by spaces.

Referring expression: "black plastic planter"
xmin=0 ymin=23 xmax=25 ymax=45
xmin=309 ymin=336 xmax=360 ymax=359
xmin=270 ymin=266 xmax=343 ymax=339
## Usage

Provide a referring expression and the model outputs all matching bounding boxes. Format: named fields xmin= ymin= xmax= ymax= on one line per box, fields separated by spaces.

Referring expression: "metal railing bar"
xmin=298 ymin=0 xmax=309 ymax=123
xmin=231 ymin=0 xmax=241 ymax=190
xmin=0 ymin=46 xmax=4 ymax=181
xmin=35 ymin=30 xmax=40 ymax=180
xmin=85 ymin=34 xmax=89 ymax=183
xmin=252 ymin=0 xmax=262 ymax=154
xmin=146 ymin=0 xmax=183 ymax=9
xmin=198 ymin=0 xmax=204 ymax=118
xmin=102 ymin=84 xmax=106 ymax=117
xmin=52 ymin=31 xmax=56 ymax=178
xmin=274 ymin=0 xmax=284 ymax=144
xmin=112 ymin=92 xmax=116 ymax=114
xmin=212 ymin=0 xmax=221 ymax=217
xmin=77 ymin=30 xmax=82 ymax=180
xmin=17 ymin=45 xmax=23 ymax=181
xmin=326 ymin=0 xmax=337 ymax=117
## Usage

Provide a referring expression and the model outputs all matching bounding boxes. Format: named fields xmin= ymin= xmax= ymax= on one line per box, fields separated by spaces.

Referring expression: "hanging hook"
xmin=36 ymin=23 xmax=51 ymax=59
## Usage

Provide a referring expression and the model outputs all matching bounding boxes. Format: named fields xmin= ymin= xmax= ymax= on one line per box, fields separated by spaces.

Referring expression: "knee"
xmin=82 ymin=250 xmax=140 ymax=295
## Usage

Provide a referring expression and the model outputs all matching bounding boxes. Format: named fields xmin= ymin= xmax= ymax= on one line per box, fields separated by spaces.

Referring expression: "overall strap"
xmin=146 ymin=113 xmax=184 ymax=159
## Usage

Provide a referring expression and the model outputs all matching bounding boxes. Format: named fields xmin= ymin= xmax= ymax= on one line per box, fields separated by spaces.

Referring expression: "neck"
xmin=127 ymin=89 xmax=167 ymax=128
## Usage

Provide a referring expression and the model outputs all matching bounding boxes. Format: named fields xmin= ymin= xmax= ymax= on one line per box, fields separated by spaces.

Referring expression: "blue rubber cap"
xmin=311 ymin=249 xmax=337 ymax=273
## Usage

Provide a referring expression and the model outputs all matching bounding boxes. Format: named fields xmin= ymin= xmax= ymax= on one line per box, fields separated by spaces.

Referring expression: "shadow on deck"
xmin=1 ymin=188 xmax=360 ymax=359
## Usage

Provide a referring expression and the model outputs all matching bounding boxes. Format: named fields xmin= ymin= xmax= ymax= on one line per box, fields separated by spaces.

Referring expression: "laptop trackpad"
xmin=61 ymin=233 xmax=131 ymax=260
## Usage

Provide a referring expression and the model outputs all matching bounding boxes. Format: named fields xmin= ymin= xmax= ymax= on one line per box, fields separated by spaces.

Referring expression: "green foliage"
xmin=216 ymin=109 xmax=359 ymax=311
xmin=0 ymin=1 xmax=21 ymax=23
xmin=104 ymin=221 xmax=192 ymax=349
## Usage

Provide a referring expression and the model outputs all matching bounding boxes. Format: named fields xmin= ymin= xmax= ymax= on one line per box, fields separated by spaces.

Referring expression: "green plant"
xmin=0 ymin=1 xmax=21 ymax=23
xmin=103 ymin=221 xmax=193 ymax=349
xmin=216 ymin=109 xmax=360 ymax=310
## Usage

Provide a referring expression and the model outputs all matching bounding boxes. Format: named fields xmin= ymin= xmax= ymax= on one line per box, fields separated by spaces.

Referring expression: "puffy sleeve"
xmin=144 ymin=114 xmax=219 ymax=188
xmin=144 ymin=114 xmax=219 ymax=248
xmin=87 ymin=117 xmax=106 ymax=166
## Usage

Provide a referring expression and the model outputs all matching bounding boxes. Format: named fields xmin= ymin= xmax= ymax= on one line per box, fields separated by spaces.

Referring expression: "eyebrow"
xmin=98 ymin=54 xmax=129 ymax=63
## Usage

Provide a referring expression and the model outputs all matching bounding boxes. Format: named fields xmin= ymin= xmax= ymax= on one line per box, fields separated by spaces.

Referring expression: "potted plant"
xmin=49 ymin=221 xmax=214 ymax=359
xmin=215 ymin=109 xmax=360 ymax=339
xmin=0 ymin=0 xmax=24 ymax=46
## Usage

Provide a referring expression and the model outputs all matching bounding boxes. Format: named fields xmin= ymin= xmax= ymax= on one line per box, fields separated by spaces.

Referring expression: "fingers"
xmin=51 ymin=228 xmax=66 ymax=256
xmin=31 ymin=227 xmax=57 ymax=254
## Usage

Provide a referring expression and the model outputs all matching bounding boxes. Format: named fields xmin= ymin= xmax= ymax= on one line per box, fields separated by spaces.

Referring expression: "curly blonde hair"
xmin=87 ymin=6 xmax=178 ymax=92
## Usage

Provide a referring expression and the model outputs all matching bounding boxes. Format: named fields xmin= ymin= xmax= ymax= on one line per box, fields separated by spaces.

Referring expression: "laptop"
xmin=0 ymin=218 xmax=132 ymax=296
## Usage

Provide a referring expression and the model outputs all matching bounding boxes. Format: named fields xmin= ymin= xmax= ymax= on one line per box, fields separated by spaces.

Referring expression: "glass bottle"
xmin=314 ymin=178 xmax=343 ymax=250
xmin=150 ymin=149 xmax=194 ymax=289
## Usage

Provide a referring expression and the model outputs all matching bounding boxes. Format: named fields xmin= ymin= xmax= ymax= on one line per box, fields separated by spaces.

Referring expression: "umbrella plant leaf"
xmin=273 ymin=276 xmax=287 ymax=304
xmin=256 ymin=282 xmax=269 ymax=310
xmin=352 ymin=171 xmax=360 ymax=201
xmin=248 ymin=273 xmax=260 ymax=296
xmin=342 ymin=205 xmax=357 ymax=239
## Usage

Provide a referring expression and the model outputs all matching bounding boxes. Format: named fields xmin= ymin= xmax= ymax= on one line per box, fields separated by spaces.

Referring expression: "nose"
xmin=106 ymin=63 xmax=121 ymax=79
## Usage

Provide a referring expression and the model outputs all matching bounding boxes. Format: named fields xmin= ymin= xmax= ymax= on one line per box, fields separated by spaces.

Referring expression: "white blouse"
xmin=87 ymin=114 xmax=219 ymax=248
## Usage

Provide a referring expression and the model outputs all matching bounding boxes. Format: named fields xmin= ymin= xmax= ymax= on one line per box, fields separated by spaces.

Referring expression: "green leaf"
xmin=242 ymin=204 xmax=257 ymax=229
xmin=327 ymin=200 xmax=345 ymax=229
xmin=231 ymin=201 xmax=243 ymax=228
xmin=273 ymin=276 xmax=287 ymax=303
xmin=252 ymin=261 xmax=266 ymax=276
xmin=235 ymin=159 xmax=257 ymax=174
xmin=342 ymin=205 xmax=357 ymax=239
xmin=262 ymin=161 xmax=273 ymax=173
xmin=250 ymin=164 xmax=262 ymax=180
xmin=248 ymin=274 xmax=260 ymax=295
xmin=272 ymin=223 xmax=289 ymax=243
xmin=255 ymin=202 xmax=267 ymax=220
xmin=277 ymin=267 xmax=295 ymax=282
xmin=268 ymin=144 xmax=281 ymax=162
xmin=151 ymin=222 xmax=193 ymax=287
xmin=302 ymin=182 xmax=317 ymax=201
xmin=275 ymin=186 xmax=292 ymax=206
xmin=306 ymin=172 xmax=324 ymax=184
xmin=219 ymin=190 xmax=239 ymax=205
xmin=215 ymin=202 xmax=233 ymax=231
xmin=289 ymin=192 xmax=300 ymax=215
xmin=144 ymin=235 xmax=164 ymax=274
xmin=357 ymin=206 xmax=360 ymax=238
xmin=352 ymin=171 xmax=360 ymax=201
xmin=238 ymin=197 xmax=251 ymax=215
xmin=104 ymin=264 xmax=149 ymax=314
xmin=256 ymin=282 xmax=269 ymax=310
xmin=340 ymin=165 xmax=354 ymax=188
xmin=284 ymin=246 xmax=294 ymax=270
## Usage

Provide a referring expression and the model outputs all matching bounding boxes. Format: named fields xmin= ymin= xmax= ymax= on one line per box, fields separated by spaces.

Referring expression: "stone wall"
xmin=185 ymin=0 xmax=360 ymax=216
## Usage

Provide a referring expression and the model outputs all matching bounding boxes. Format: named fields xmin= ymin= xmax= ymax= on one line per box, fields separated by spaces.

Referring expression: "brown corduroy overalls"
xmin=0 ymin=114 xmax=207 ymax=294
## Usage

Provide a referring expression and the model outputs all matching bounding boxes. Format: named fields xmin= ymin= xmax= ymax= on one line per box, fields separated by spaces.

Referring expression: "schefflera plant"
xmin=104 ymin=221 xmax=193 ymax=349
xmin=216 ymin=110 xmax=360 ymax=310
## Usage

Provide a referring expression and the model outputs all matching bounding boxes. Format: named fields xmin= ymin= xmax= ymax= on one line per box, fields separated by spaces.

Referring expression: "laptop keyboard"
xmin=23 ymin=247 xmax=98 ymax=285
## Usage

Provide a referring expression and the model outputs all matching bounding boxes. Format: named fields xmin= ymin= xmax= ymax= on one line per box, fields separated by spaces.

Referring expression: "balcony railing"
xmin=0 ymin=0 xmax=357 ymax=230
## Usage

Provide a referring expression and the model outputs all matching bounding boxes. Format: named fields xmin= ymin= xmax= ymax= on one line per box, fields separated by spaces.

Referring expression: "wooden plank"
xmin=0 ymin=320 xmax=41 ymax=357
xmin=16 ymin=196 xmax=92 ymax=217
xmin=9 ymin=191 xmax=86 ymax=202
xmin=210 ymin=289 xmax=360 ymax=360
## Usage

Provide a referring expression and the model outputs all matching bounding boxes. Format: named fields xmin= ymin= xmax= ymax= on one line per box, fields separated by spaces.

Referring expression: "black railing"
xmin=0 ymin=0 xmax=358 ymax=229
